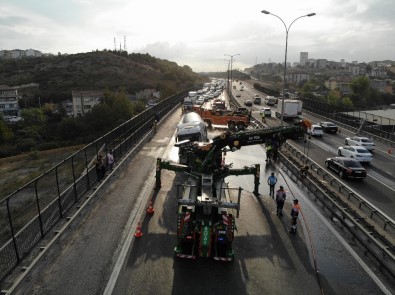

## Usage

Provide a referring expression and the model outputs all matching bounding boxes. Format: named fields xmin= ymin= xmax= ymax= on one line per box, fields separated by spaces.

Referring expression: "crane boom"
xmin=155 ymin=119 xmax=311 ymax=261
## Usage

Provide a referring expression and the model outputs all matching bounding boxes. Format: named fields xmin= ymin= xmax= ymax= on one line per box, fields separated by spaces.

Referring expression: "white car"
xmin=307 ymin=124 xmax=324 ymax=137
xmin=195 ymin=98 xmax=204 ymax=105
xmin=260 ymin=107 xmax=271 ymax=117
xmin=338 ymin=146 xmax=373 ymax=163
xmin=345 ymin=136 xmax=375 ymax=151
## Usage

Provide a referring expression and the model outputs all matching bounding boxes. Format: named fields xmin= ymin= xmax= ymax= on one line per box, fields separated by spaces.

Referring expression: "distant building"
xmin=300 ymin=52 xmax=308 ymax=66
xmin=324 ymin=76 xmax=353 ymax=95
xmin=72 ymin=90 xmax=103 ymax=117
xmin=0 ymin=49 xmax=43 ymax=59
xmin=371 ymin=79 xmax=393 ymax=94
xmin=0 ymin=85 xmax=20 ymax=116
xmin=285 ymin=73 xmax=310 ymax=84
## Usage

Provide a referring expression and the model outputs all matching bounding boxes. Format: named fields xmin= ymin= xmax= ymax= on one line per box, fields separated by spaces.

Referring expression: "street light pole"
xmin=225 ymin=59 xmax=231 ymax=96
xmin=224 ymin=53 xmax=240 ymax=98
xmin=261 ymin=10 xmax=315 ymax=125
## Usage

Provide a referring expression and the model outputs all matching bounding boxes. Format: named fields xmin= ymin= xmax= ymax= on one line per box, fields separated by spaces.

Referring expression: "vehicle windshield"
xmin=344 ymin=160 xmax=362 ymax=167
xmin=361 ymin=138 xmax=372 ymax=143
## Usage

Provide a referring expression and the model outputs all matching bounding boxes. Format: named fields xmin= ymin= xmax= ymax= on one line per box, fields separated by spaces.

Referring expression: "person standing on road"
xmin=267 ymin=172 xmax=277 ymax=198
xmin=275 ymin=185 xmax=286 ymax=216
xmin=290 ymin=199 xmax=301 ymax=233
xmin=261 ymin=112 xmax=266 ymax=123
xmin=95 ymin=154 xmax=105 ymax=182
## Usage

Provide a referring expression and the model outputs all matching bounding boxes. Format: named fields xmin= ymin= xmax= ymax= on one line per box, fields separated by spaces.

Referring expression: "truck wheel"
xmin=204 ymin=120 xmax=212 ymax=128
xmin=237 ymin=122 xmax=245 ymax=130
xmin=228 ymin=121 xmax=236 ymax=130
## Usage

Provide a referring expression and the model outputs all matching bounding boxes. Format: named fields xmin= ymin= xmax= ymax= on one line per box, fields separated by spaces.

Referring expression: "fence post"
xmin=7 ymin=198 xmax=21 ymax=263
xmin=55 ymin=166 xmax=64 ymax=218
xmin=71 ymin=156 xmax=78 ymax=202
xmin=84 ymin=149 xmax=91 ymax=190
xmin=35 ymin=179 xmax=44 ymax=237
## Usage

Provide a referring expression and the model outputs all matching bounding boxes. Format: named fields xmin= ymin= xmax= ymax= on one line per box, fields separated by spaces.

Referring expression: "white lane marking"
xmin=303 ymin=198 xmax=393 ymax=295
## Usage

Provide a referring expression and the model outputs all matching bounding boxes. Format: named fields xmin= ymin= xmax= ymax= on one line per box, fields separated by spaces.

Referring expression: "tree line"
xmin=0 ymin=90 xmax=146 ymax=157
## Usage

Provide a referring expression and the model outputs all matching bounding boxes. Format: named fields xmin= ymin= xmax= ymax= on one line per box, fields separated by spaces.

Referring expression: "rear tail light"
xmin=345 ymin=168 xmax=353 ymax=174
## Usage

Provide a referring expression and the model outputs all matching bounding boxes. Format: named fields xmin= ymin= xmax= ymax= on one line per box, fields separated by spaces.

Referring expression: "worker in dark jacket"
xmin=275 ymin=186 xmax=286 ymax=216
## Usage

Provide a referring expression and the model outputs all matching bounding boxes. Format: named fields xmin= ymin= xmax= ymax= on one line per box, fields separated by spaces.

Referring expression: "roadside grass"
xmin=0 ymin=145 xmax=84 ymax=201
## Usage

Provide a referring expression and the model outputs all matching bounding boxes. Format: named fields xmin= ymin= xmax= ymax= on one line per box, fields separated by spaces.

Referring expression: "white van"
xmin=307 ymin=124 xmax=324 ymax=137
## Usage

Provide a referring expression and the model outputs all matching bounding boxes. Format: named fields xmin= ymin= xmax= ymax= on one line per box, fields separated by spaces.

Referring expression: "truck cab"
xmin=253 ymin=95 xmax=261 ymax=105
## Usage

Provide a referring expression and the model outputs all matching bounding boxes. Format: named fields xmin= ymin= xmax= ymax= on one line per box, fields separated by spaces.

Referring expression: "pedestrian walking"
xmin=95 ymin=154 xmax=105 ymax=182
xmin=267 ymin=172 xmax=277 ymax=198
xmin=275 ymin=185 xmax=286 ymax=216
xmin=107 ymin=150 xmax=115 ymax=171
xmin=290 ymin=199 xmax=301 ymax=233
xmin=265 ymin=142 xmax=273 ymax=162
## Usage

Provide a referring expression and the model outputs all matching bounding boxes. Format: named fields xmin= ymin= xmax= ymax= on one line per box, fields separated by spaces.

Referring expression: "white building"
xmin=72 ymin=90 xmax=103 ymax=117
xmin=0 ymin=85 xmax=20 ymax=116
xmin=0 ymin=49 xmax=43 ymax=59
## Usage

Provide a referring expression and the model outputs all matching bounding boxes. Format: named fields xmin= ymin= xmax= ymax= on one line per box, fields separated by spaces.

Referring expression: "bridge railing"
xmin=0 ymin=90 xmax=188 ymax=282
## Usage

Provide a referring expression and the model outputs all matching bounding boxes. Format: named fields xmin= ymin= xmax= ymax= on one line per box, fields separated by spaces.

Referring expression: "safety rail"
xmin=0 ymin=90 xmax=189 ymax=283
xmin=279 ymin=141 xmax=395 ymax=277
xmin=283 ymin=141 xmax=395 ymax=235
xmin=302 ymin=109 xmax=395 ymax=147
xmin=279 ymin=143 xmax=395 ymax=277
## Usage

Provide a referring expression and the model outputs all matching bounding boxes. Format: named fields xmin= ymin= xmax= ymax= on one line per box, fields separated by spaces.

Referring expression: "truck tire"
xmin=204 ymin=120 xmax=212 ymax=128
xmin=237 ymin=122 xmax=245 ymax=130
xmin=228 ymin=121 xmax=236 ymax=131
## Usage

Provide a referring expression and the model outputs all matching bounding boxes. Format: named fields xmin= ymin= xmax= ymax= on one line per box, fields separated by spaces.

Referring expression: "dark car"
xmin=325 ymin=157 xmax=367 ymax=179
xmin=319 ymin=122 xmax=338 ymax=133
xmin=244 ymin=100 xmax=252 ymax=106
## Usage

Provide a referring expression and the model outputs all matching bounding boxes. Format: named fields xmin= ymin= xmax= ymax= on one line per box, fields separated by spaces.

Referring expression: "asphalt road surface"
xmin=11 ymin=107 xmax=395 ymax=295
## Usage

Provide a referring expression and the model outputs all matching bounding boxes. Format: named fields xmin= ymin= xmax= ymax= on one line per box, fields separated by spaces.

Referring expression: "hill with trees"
xmin=0 ymin=50 xmax=208 ymax=157
xmin=0 ymin=50 xmax=206 ymax=106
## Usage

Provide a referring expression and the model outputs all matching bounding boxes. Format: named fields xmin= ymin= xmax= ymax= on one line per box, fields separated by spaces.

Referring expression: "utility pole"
xmin=224 ymin=54 xmax=240 ymax=98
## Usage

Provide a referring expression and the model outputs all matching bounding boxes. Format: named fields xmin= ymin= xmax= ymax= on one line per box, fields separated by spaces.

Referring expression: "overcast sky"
xmin=1 ymin=0 xmax=394 ymax=72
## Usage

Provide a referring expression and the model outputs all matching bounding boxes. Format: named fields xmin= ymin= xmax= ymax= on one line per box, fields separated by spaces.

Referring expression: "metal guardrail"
xmin=279 ymin=141 xmax=395 ymax=278
xmin=300 ymin=98 xmax=395 ymax=145
xmin=0 ymin=90 xmax=188 ymax=283
xmin=282 ymin=141 xmax=395 ymax=235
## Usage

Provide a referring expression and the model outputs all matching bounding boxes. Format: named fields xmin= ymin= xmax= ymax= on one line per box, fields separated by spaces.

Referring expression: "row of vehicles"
xmin=324 ymin=129 xmax=374 ymax=179
xmin=302 ymin=120 xmax=375 ymax=180
xmin=237 ymin=85 xmax=376 ymax=181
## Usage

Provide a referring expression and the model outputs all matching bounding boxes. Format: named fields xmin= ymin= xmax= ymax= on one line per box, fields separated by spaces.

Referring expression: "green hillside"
xmin=0 ymin=50 xmax=206 ymax=105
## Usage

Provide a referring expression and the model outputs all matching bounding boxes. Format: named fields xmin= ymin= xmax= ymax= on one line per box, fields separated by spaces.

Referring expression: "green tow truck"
xmin=155 ymin=119 xmax=311 ymax=261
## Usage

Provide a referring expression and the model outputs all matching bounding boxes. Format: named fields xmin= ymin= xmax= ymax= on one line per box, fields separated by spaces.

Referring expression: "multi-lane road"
xmin=8 ymin=85 xmax=395 ymax=295
xmin=233 ymin=82 xmax=395 ymax=220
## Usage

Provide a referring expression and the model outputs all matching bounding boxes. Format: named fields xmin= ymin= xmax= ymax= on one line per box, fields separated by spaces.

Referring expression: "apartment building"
xmin=371 ymin=79 xmax=393 ymax=94
xmin=300 ymin=52 xmax=308 ymax=66
xmin=0 ymin=49 xmax=43 ymax=59
xmin=285 ymin=73 xmax=310 ymax=84
xmin=0 ymin=85 xmax=20 ymax=116
xmin=72 ymin=90 xmax=103 ymax=117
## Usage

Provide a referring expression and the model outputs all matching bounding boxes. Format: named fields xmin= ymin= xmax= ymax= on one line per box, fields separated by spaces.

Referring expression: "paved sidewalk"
xmin=14 ymin=108 xmax=183 ymax=295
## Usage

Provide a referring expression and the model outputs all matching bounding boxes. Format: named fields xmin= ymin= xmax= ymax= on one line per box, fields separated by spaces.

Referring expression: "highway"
xmin=233 ymin=81 xmax=395 ymax=220
xmin=7 ymin=84 xmax=395 ymax=295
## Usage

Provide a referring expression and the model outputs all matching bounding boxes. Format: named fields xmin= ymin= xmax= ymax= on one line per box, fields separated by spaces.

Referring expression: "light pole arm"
xmin=261 ymin=10 xmax=315 ymax=125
